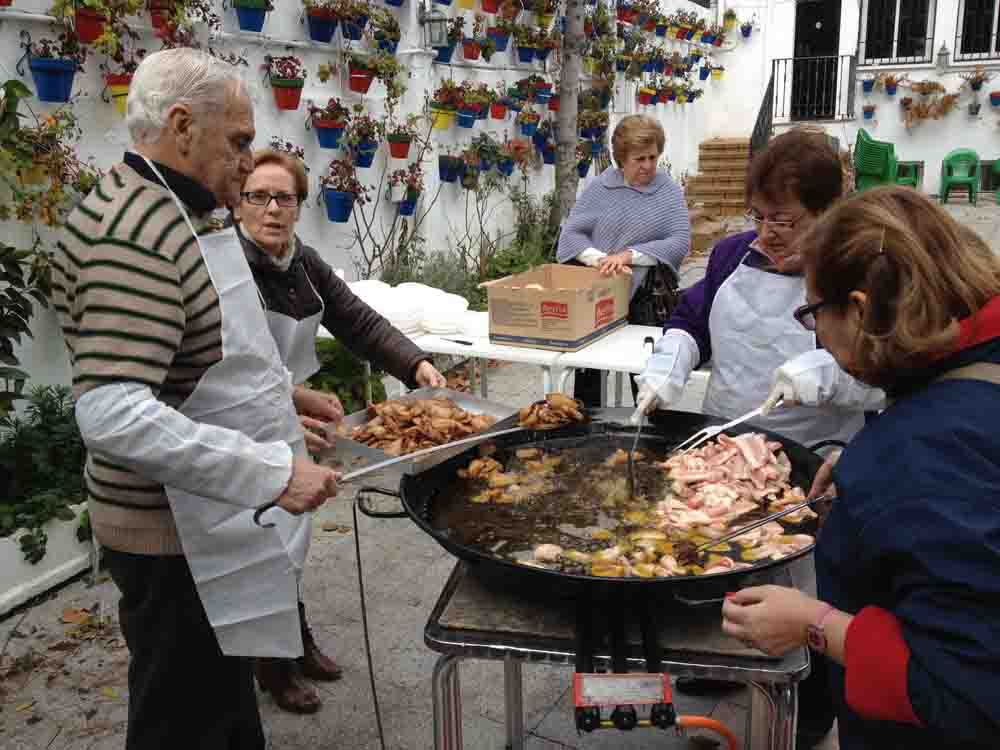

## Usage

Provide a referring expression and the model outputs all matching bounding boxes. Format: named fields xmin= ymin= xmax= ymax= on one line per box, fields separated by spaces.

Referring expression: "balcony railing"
xmin=955 ymin=0 xmax=1000 ymax=61
xmin=771 ymin=55 xmax=857 ymax=123
xmin=751 ymin=73 xmax=775 ymax=157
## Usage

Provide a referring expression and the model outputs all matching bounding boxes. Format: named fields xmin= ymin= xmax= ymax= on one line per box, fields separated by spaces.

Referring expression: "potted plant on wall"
xmin=991 ymin=90 xmax=1000 ymax=107
xmin=263 ymin=54 xmax=306 ymax=110
xmin=343 ymin=106 xmax=383 ymax=167
xmin=307 ymin=97 xmax=351 ymax=148
xmin=433 ymin=16 xmax=464 ymax=63
xmin=49 ymin=0 xmax=144 ymax=46
xmin=429 ymin=80 xmax=462 ymax=129
xmin=387 ymin=161 xmax=423 ymax=215
xmin=882 ymin=72 xmax=907 ymax=96
xmin=862 ymin=103 xmax=876 ymax=120
xmin=512 ymin=23 xmax=537 ymax=63
xmin=535 ymin=26 xmax=559 ymax=62
xmin=723 ymin=7 xmax=737 ymax=30
xmin=368 ymin=50 xmax=406 ymax=112
xmin=959 ymin=66 xmax=993 ymax=93
xmin=320 ymin=158 xmax=369 ymax=222
xmin=910 ymin=79 xmax=944 ymax=97
xmin=232 ymin=0 xmax=274 ymax=32
xmin=99 ymin=44 xmax=145 ymax=116
xmin=369 ymin=7 xmax=400 ymax=53
xmin=303 ymin=0 xmax=338 ymax=42
xmin=515 ymin=105 xmax=540 ymax=136
xmin=490 ymin=17 xmax=514 ymax=52
xmin=385 ymin=113 xmax=420 ymax=159
xmin=336 ymin=0 xmax=371 ymax=40
xmin=437 ymin=144 xmax=463 ymax=182
xmin=459 ymin=148 xmax=480 ymax=190
xmin=860 ymin=72 xmax=883 ymax=94
xmin=740 ymin=18 xmax=753 ymax=38
xmin=25 ymin=31 xmax=87 ymax=103
xmin=335 ymin=51 xmax=375 ymax=93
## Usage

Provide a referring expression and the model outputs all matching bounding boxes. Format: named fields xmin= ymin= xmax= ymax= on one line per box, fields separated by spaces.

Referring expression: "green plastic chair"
xmin=940 ymin=149 xmax=981 ymax=206
xmin=854 ymin=128 xmax=898 ymax=192
xmin=895 ymin=163 xmax=919 ymax=189
xmin=993 ymin=160 xmax=1000 ymax=205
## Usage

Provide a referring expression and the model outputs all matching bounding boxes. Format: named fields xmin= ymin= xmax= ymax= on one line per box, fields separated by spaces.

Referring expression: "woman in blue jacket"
xmin=723 ymin=185 xmax=1000 ymax=749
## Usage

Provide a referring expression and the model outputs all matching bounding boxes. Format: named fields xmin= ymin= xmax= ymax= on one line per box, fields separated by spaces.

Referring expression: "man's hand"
xmin=293 ymin=385 xmax=344 ymax=424
xmin=415 ymin=361 xmax=447 ymax=389
xmin=722 ymin=586 xmax=827 ymax=657
xmin=275 ymin=457 xmax=340 ymax=515
xmin=300 ymin=415 xmax=333 ymax=453
xmin=808 ymin=449 xmax=841 ymax=500
xmin=597 ymin=251 xmax=633 ymax=277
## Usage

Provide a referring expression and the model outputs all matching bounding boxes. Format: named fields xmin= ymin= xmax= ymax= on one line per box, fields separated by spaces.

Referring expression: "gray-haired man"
xmin=53 ymin=48 xmax=339 ymax=748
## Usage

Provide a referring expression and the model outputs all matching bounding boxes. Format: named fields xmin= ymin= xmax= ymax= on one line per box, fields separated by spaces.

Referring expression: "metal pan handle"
xmin=808 ymin=439 xmax=847 ymax=453
xmin=356 ymin=486 xmax=408 ymax=519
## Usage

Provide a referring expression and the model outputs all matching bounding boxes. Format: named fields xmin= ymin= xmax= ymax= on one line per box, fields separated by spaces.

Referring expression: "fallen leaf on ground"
xmin=100 ymin=687 xmax=119 ymax=699
xmin=320 ymin=522 xmax=352 ymax=533
xmin=15 ymin=701 xmax=36 ymax=712
xmin=48 ymin=640 xmax=78 ymax=652
xmin=60 ymin=608 xmax=91 ymax=625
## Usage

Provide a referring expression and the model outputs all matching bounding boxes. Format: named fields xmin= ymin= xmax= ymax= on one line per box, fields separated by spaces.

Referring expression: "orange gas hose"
xmin=677 ymin=715 xmax=740 ymax=750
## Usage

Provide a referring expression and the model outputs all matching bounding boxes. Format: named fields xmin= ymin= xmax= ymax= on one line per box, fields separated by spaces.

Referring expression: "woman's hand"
xmin=722 ymin=585 xmax=827 ymax=657
xmin=301 ymin=415 xmax=333 ymax=453
xmin=415 ymin=361 xmax=447 ymax=389
xmin=293 ymin=385 xmax=344 ymax=424
xmin=809 ymin=448 xmax=841 ymax=500
xmin=597 ymin=251 xmax=634 ymax=277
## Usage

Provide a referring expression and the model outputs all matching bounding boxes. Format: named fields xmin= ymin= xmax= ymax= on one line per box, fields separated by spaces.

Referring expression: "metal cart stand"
xmin=425 ymin=562 xmax=810 ymax=750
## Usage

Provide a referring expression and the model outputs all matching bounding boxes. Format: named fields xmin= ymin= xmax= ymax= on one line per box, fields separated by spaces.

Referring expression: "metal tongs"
xmin=691 ymin=492 xmax=835 ymax=554
xmin=671 ymin=397 xmax=785 ymax=456
xmin=252 ymin=426 xmax=524 ymax=528
xmin=626 ymin=336 xmax=657 ymax=502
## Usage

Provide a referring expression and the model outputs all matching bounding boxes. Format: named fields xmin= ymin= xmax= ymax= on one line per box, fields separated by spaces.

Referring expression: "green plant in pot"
xmin=308 ymin=338 xmax=385 ymax=414
xmin=385 ymin=113 xmax=421 ymax=159
xmin=342 ymin=104 xmax=384 ymax=151
xmin=430 ymin=78 xmax=464 ymax=113
xmin=368 ymin=50 xmax=406 ymax=113
xmin=368 ymin=7 xmax=401 ymax=51
xmin=387 ymin=160 xmax=424 ymax=203
xmin=49 ymin=0 xmax=144 ymax=53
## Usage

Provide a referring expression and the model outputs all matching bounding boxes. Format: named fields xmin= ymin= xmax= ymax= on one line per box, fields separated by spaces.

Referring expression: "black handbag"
xmin=628 ymin=263 xmax=680 ymax=327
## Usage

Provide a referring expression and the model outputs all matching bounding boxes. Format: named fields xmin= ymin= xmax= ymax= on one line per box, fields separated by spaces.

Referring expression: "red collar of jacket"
xmin=953 ymin=296 xmax=1000 ymax=354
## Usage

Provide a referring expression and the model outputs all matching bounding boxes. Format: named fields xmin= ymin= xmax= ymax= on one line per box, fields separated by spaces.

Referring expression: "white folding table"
xmin=554 ymin=325 xmax=663 ymax=407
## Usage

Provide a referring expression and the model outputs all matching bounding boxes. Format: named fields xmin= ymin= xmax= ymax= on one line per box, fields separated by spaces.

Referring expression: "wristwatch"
xmin=806 ymin=604 xmax=835 ymax=654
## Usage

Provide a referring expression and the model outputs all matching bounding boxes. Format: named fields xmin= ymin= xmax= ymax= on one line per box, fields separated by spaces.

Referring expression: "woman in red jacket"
xmin=724 ymin=186 xmax=1000 ymax=749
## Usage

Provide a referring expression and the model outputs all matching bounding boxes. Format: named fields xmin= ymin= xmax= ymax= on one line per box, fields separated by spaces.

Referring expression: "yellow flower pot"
xmin=667 ymin=25 xmax=679 ymax=36
xmin=724 ymin=16 xmax=737 ymax=30
xmin=711 ymin=69 xmax=723 ymax=80
xmin=457 ymin=0 xmax=475 ymax=9
xmin=538 ymin=12 xmax=554 ymax=27
xmin=109 ymin=83 xmax=130 ymax=115
xmin=430 ymin=108 xmax=455 ymax=130
xmin=583 ymin=57 xmax=597 ymax=75
xmin=677 ymin=94 xmax=688 ymax=103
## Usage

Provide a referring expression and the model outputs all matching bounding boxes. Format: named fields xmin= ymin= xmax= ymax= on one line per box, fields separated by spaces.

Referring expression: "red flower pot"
xmin=675 ymin=27 xmax=688 ymax=39
xmin=490 ymin=101 xmax=507 ymax=119
xmin=271 ymin=79 xmax=304 ymax=110
xmin=148 ymin=0 xmax=172 ymax=29
xmin=548 ymin=95 xmax=560 ymax=111
xmin=388 ymin=138 xmax=412 ymax=158
xmin=642 ymin=18 xmax=655 ymax=31
xmin=76 ymin=7 xmax=107 ymax=43
xmin=463 ymin=40 xmax=481 ymax=60
xmin=481 ymin=0 xmax=499 ymax=12
xmin=349 ymin=65 xmax=375 ymax=94
xmin=638 ymin=90 xmax=653 ymax=105
xmin=0 ymin=0 xmax=13 ymax=6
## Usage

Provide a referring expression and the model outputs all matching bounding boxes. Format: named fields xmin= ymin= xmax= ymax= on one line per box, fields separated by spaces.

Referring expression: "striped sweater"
xmin=556 ymin=167 xmax=691 ymax=296
xmin=53 ymin=162 xmax=223 ymax=555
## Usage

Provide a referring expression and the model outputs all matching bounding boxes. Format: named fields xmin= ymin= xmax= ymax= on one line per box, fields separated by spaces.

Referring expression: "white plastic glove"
xmin=762 ymin=349 xmax=887 ymax=416
xmin=632 ymin=330 xmax=699 ymax=421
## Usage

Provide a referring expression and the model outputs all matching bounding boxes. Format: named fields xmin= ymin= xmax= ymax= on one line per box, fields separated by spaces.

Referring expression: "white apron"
xmin=149 ymin=159 xmax=305 ymax=658
xmin=261 ymin=263 xmax=325 ymax=577
xmin=702 ymin=251 xmax=864 ymax=448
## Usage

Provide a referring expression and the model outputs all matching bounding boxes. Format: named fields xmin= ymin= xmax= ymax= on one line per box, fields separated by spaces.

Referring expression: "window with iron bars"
xmin=858 ymin=0 xmax=937 ymax=65
xmin=956 ymin=0 xmax=1000 ymax=60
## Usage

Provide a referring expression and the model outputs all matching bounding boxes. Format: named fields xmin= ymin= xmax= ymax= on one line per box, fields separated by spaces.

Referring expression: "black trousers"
xmin=103 ymin=548 xmax=266 ymax=750
xmin=573 ymin=368 xmax=640 ymax=408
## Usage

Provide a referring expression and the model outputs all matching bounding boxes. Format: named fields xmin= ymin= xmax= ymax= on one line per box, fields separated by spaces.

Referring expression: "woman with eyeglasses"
xmin=232 ymin=148 xmax=445 ymax=714
xmin=723 ymin=185 xmax=1000 ymax=750
xmin=635 ymin=128 xmax=884 ymax=448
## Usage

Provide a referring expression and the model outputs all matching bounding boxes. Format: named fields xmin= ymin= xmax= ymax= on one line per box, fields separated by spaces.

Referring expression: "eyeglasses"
xmin=241 ymin=191 xmax=301 ymax=208
xmin=793 ymin=300 xmax=829 ymax=331
xmin=745 ymin=210 xmax=806 ymax=232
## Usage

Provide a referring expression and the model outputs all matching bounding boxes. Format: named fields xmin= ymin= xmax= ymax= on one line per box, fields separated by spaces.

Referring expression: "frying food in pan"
xmin=518 ymin=393 xmax=587 ymax=430
xmin=347 ymin=398 xmax=497 ymax=456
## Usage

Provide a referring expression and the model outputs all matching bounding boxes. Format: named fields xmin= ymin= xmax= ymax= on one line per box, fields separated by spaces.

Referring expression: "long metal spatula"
xmin=253 ymin=426 xmax=525 ymax=527
xmin=626 ymin=414 xmax=642 ymax=502
xmin=691 ymin=493 xmax=835 ymax=554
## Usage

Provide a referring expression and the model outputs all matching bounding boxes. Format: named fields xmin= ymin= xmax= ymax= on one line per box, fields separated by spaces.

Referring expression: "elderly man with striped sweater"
xmin=52 ymin=49 xmax=340 ymax=750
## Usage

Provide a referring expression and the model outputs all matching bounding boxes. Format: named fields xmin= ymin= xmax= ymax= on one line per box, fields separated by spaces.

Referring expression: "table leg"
xmin=600 ymin=371 xmax=608 ymax=408
xmin=542 ymin=367 xmax=552 ymax=396
xmin=749 ymin=680 xmax=798 ymax=750
xmin=557 ymin=368 xmax=573 ymax=394
xmin=614 ymin=372 xmax=623 ymax=407
xmin=432 ymin=655 xmax=462 ymax=750
xmin=503 ymin=656 xmax=525 ymax=750
xmin=480 ymin=359 xmax=489 ymax=399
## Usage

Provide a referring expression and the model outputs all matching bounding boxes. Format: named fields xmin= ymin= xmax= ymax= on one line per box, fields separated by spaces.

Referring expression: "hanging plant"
xmin=862 ymin=104 xmax=876 ymax=120
xmin=303 ymin=0 xmax=338 ymax=42
xmin=268 ymin=137 xmax=308 ymax=172
xmin=368 ymin=8 xmax=401 ymax=53
xmin=882 ymin=73 xmax=907 ymax=96
xmin=860 ymin=72 xmax=883 ymax=94
xmin=153 ymin=0 xmax=222 ymax=49
xmin=319 ymin=158 xmax=370 ymax=222
xmin=342 ymin=105 xmax=383 ymax=167
xmin=307 ymin=97 xmax=351 ymax=148
xmin=262 ymin=54 xmax=306 ymax=110
xmin=910 ymin=79 xmax=945 ymax=97
xmin=740 ymin=20 xmax=752 ymax=38
xmin=387 ymin=161 xmax=423 ymax=215
xmin=99 ymin=44 xmax=146 ymax=116
xmin=334 ymin=0 xmax=372 ymax=40
xmin=231 ymin=0 xmax=274 ymax=32
xmin=385 ymin=113 xmax=421 ymax=159
xmin=723 ymin=8 xmax=737 ymax=30
xmin=959 ymin=66 xmax=993 ymax=93
xmin=25 ymin=31 xmax=88 ymax=104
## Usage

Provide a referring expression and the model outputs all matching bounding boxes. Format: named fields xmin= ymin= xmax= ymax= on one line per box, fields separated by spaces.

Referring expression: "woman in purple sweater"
xmin=557 ymin=114 xmax=691 ymax=406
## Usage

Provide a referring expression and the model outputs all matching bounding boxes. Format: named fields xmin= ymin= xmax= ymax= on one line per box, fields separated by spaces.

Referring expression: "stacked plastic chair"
xmin=853 ymin=128 xmax=898 ymax=193
xmin=940 ymin=149 xmax=981 ymax=206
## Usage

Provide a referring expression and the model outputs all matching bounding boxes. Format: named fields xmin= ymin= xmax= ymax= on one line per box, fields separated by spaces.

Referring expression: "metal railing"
xmin=858 ymin=0 xmax=936 ymax=65
xmin=750 ymin=73 xmax=774 ymax=157
xmin=955 ymin=0 xmax=1000 ymax=61
xmin=771 ymin=55 xmax=856 ymax=123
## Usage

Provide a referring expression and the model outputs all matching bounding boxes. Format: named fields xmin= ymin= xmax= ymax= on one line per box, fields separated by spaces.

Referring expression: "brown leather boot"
xmin=254 ymin=658 xmax=322 ymax=714
xmin=297 ymin=601 xmax=343 ymax=681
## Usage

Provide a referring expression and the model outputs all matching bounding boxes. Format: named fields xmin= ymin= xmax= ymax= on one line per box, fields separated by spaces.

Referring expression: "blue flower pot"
xmin=542 ymin=146 xmax=555 ymax=165
xmin=862 ymin=79 xmax=875 ymax=93
xmin=508 ymin=98 xmax=523 ymax=112
xmin=497 ymin=158 xmax=514 ymax=177
xmin=306 ymin=13 xmax=337 ymax=42
xmin=520 ymin=120 xmax=538 ymax=136
xmin=478 ymin=107 xmax=488 ymax=120
xmin=580 ymin=126 xmax=596 ymax=139
xmin=591 ymin=141 xmax=604 ymax=156
xmin=434 ymin=44 xmax=456 ymax=63
xmin=577 ymin=160 xmax=591 ymax=177
xmin=885 ymin=83 xmax=897 ymax=96
xmin=535 ymin=89 xmax=552 ymax=103
xmin=991 ymin=92 xmax=1000 ymax=106
xmin=235 ymin=4 xmax=266 ymax=31
xmin=399 ymin=196 xmax=417 ymax=216
xmin=314 ymin=123 xmax=345 ymax=149
xmin=457 ymin=110 xmax=477 ymax=128
xmin=700 ymin=66 xmax=710 ymax=81
xmin=654 ymin=59 xmax=665 ymax=73
xmin=655 ymin=24 xmax=666 ymax=36
xmin=616 ymin=58 xmax=628 ymax=72
xmin=642 ymin=61 xmax=654 ymax=73
xmin=438 ymin=156 xmax=461 ymax=182
xmin=434 ymin=0 xmax=452 ymax=4
xmin=354 ymin=140 xmax=378 ymax=168
xmin=532 ymin=130 xmax=545 ymax=148
xmin=863 ymin=108 xmax=875 ymax=120
xmin=741 ymin=25 xmax=752 ymax=38
xmin=378 ymin=38 xmax=399 ymax=53
xmin=324 ymin=189 xmax=354 ymax=222
xmin=536 ymin=46 xmax=551 ymax=61
xmin=488 ymin=30 xmax=510 ymax=51
xmin=29 ymin=58 xmax=77 ymax=103
xmin=517 ymin=46 xmax=536 ymax=63
xmin=385 ymin=0 xmax=404 ymax=5
xmin=342 ymin=14 xmax=368 ymax=40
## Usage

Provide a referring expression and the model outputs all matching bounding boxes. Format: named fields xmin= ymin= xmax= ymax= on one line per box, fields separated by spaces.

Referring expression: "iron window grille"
xmin=858 ymin=0 xmax=937 ymax=65
xmin=956 ymin=0 xmax=1000 ymax=61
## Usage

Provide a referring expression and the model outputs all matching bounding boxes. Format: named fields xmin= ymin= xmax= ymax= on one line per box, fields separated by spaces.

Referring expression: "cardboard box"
xmin=481 ymin=264 xmax=630 ymax=352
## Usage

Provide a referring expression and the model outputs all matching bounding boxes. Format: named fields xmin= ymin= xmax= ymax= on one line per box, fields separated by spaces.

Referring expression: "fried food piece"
xmin=352 ymin=397 xmax=498 ymax=455
xmin=518 ymin=393 xmax=587 ymax=430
